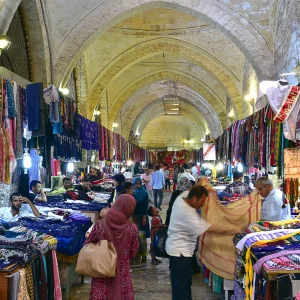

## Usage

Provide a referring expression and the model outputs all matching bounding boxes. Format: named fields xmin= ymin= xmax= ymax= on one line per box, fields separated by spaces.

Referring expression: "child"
xmin=148 ymin=206 xmax=166 ymax=265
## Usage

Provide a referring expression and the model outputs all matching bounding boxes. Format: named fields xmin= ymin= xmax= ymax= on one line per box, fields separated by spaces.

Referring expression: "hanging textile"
xmin=26 ymin=83 xmax=42 ymax=131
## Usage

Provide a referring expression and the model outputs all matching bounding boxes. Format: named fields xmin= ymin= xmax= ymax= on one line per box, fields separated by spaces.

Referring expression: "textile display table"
xmin=0 ymin=220 xmax=60 ymax=300
xmin=231 ymin=219 xmax=300 ymax=299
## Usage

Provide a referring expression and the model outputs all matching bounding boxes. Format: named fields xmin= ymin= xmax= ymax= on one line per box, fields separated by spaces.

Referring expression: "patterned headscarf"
xmin=177 ymin=177 xmax=192 ymax=191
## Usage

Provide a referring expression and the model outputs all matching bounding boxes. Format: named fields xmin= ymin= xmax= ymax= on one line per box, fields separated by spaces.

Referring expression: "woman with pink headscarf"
xmin=86 ymin=194 xmax=139 ymax=299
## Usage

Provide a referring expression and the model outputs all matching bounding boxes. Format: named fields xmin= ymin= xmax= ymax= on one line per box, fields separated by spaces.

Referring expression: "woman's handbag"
xmin=75 ymin=240 xmax=117 ymax=278
xmin=154 ymin=227 xmax=169 ymax=258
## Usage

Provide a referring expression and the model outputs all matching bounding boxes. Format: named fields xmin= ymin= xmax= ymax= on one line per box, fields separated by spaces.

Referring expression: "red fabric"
xmin=86 ymin=194 xmax=139 ymax=300
xmin=52 ymin=250 xmax=62 ymax=300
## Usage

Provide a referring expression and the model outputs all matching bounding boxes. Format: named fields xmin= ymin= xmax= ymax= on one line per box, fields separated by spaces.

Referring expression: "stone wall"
xmin=242 ymin=59 xmax=260 ymax=118
xmin=274 ymin=0 xmax=300 ymax=85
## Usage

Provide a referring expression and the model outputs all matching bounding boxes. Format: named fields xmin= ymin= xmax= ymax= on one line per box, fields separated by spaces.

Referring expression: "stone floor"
xmin=68 ymin=190 xmax=222 ymax=300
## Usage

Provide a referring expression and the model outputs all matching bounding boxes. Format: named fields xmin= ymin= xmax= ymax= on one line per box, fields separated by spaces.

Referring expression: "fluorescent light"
xmin=166 ymin=108 xmax=179 ymax=111
xmin=166 ymin=112 xmax=179 ymax=115
xmin=59 ymin=87 xmax=69 ymax=95
xmin=112 ymin=122 xmax=118 ymax=128
xmin=164 ymin=103 xmax=180 ymax=106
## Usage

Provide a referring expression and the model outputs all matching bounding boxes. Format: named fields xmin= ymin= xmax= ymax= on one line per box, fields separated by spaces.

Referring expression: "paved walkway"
xmin=68 ymin=190 xmax=222 ymax=300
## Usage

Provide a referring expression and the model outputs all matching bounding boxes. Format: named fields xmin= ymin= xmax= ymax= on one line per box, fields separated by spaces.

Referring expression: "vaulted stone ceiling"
xmin=2 ymin=0 xmax=284 ymax=149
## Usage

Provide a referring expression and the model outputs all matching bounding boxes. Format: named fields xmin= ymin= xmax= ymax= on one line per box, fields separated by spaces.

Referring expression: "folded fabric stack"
xmin=232 ymin=220 xmax=300 ymax=300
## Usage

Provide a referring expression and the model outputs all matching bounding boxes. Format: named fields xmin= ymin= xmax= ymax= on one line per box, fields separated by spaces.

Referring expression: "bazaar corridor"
xmin=0 ymin=1 xmax=300 ymax=300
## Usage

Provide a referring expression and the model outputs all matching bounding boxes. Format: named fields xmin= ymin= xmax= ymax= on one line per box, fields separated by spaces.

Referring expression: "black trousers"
xmin=165 ymin=178 xmax=171 ymax=190
xmin=169 ymin=255 xmax=193 ymax=300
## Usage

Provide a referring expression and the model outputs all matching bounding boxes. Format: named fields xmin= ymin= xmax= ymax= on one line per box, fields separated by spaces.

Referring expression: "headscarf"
xmin=112 ymin=173 xmax=125 ymax=192
xmin=103 ymin=194 xmax=136 ymax=299
xmin=133 ymin=177 xmax=148 ymax=203
xmin=177 ymin=177 xmax=192 ymax=191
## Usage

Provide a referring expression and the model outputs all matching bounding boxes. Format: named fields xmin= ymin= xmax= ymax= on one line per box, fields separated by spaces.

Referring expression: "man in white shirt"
xmin=256 ymin=177 xmax=288 ymax=221
xmin=164 ymin=166 xmax=171 ymax=191
xmin=0 ymin=193 xmax=41 ymax=222
xmin=166 ymin=185 xmax=209 ymax=300
xmin=141 ymin=169 xmax=153 ymax=198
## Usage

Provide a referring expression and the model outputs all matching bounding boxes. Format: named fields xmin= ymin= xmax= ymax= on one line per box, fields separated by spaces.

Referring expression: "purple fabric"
xmin=253 ymin=250 xmax=300 ymax=273
xmin=76 ymin=114 xmax=99 ymax=150
xmin=245 ymin=232 xmax=289 ymax=248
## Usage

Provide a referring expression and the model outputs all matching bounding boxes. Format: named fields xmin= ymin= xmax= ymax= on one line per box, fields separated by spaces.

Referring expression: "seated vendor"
xmin=0 ymin=193 xmax=41 ymax=221
xmin=256 ymin=177 xmax=289 ymax=221
xmin=28 ymin=180 xmax=48 ymax=203
xmin=85 ymin=167 xmax=103 ymax=185
xmin=223 ymin=171 xmax=253 ymax=195
xmin=49 ymin=177 xmax=73 ymax=194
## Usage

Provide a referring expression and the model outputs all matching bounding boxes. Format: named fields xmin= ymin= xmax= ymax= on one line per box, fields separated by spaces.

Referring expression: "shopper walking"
xmin=166 ymin=185 xmax=209 ymax=300
xmin=86 ymin=194 xmax=139 ymax=300
xmin=164 ymin=166 xmax=171 ymax=191
xmin=132 ymin=177 xmax=150 ymax=265
xmin=141 ymin=169 xmax=153 ymax=198
xmin=151 ymin=165 xmax=165 ymax=210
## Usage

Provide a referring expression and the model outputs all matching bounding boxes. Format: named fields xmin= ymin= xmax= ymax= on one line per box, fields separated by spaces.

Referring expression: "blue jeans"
xmin=153 ymin=188 xmax=163 ymax=208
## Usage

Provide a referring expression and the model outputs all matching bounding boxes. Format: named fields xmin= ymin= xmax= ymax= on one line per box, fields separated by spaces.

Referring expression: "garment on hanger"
xmin=256 ymin=80 xmax=300 ymax=141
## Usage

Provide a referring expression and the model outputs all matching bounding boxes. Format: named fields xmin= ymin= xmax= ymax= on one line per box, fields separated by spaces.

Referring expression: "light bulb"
xmin=216 ymin=162 xmax=223 ymax=171
xmin=67 ymin=162 xmax=75 ymax=172
xmin=244 ymin=95 xmax=253 ymax=102
xmin=237 ymin=162 xmax=243 ymax=172
xmin=127 ymin=160 xmax=133 ymax=166
xmin=197 ymin=162 xmax=200 ymax=166
xmin=23 ymin=149 xmax=32 ymax=169
xmin=0 ymin=35 xmax=11 ymax=50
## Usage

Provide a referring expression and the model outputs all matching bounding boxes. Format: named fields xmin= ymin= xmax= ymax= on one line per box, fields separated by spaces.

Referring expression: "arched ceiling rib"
xmin=86 ymin=39 xmax=242 ymax=117
xmin=100 ymin=69 xmax=228 ymax=131
xmin=50 ymin=0 xmax=274 ymax=86
xmin=130 ymin=99 xmax=207 ymax=140
xmin=116 ymin=82 xmax=223 ymax=139
xmin=139 ymin=115 xmax=204 ymax=149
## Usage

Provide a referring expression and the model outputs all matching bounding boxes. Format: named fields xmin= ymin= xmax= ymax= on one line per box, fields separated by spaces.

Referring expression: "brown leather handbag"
xmin=75 ymin=240 xmax=117 ymax=278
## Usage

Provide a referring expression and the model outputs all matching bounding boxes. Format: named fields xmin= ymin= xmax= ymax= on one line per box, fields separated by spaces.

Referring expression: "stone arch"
xmin=130 ymin=99 xmax=207 ymax=140
xmin=0 ymin=0 xmax=21 ymax=35
xmin=98 ymin=69 xmax=230 ymax=131
xmin=54 ymin=0 xmax=274 ymax=87
xmin=117 ymin=84 xmax=223 ymax=139
xmin=86 ymin=38 xmax=242 ymax=116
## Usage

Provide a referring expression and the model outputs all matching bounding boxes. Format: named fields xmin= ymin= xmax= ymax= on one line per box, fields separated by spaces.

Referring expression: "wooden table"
xmin=262 ymin=268 xmax=300 ymax=299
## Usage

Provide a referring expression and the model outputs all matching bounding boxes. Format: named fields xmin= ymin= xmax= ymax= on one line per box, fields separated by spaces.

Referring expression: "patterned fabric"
xmin=17 ymin=269 xmax=31 ymax=300
xmin=223 ymin=181 xmax=253 ymax=195
xmin=150 ymin=216 xmax=162 ymax=256
xmin=25 ymin=263 xmax=34 ymax=300
xmin=52 ymin=250 xmax=62 ymax=300
xmin=253 ymin=250 xmax=300 ymax=273
xmin=6 ymin=79 xmax=16 ymax=118
xmin=199 ymin=191 xmax=261 ymax=280
xmin=11 ymin=270 xmax=20 ymax=300
xmin=88 ymin=222 xmax=139 ymax=300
